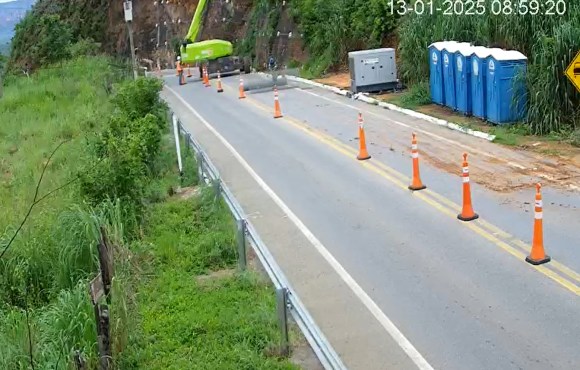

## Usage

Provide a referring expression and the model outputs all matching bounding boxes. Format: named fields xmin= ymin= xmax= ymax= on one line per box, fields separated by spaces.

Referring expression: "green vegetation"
xmin=398 ymin=81 xmax=431 ymax=109
xmin=397 ymin=0 xmax=580 ymax=135
xmin=242 ymin=0 xmax=577 ymax=138
xmin=235 ymin=0 xmax=398 ymax=76
xmin=0 ymin=54 xmax=181 ymax=367
xmin=120 ymin=193 xmax=300 ymax=369
xmin=236 ymin=0 xmax=281 ymax=65
xmin=572 ymin=129 xmax=580 ymax=147
xmin=0 ymin=56 xmax=132 ymax=368
xmin=1 ymin=52 xmax=304 ymax=368
xmin=489 ymin=124 xmax=531 ymax=146
xmin=292 ymin=0 xmax=398 ymax=76
xmin=8 ymin=0 xmax=106 ymax=71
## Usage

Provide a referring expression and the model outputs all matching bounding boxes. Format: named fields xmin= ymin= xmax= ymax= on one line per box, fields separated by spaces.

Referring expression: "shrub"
xmin=79 ymin=140 xmax=147 ymax=210
xmin=10 ymin=13 xmax=72 ymax=70
xmin=400 ymin=81 xmax=431 ymax=109
xmin=9 ymin=0 xmax=108 ymax=71
xmin=68 ymin=38 xmax=102 ymax=58
xmin=292 ymin=0 xmax=399 ymax=76
xmin=111 ymin=77 xmax=166 ymax=123
xmin=80 ymin=77 xmax=167 ymax=213
xmin=571 ymin=129 xmax=580 ymax=148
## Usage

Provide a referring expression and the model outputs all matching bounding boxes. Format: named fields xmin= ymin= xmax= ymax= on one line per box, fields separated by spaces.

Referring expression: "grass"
xmin=489 ymin=124 xmax=530 ymax=146
xmin=397 ymin=81 xmax=431 ymax=109
xmin=0 ymin=57 xmax=129 ymax=311
xmin=0 ymin=56 xmax=156 ymax=368
xmin=120 ymin=191 xmax=301 ymax=369
xmin=0 ymin=56 xmax=121 ymax=231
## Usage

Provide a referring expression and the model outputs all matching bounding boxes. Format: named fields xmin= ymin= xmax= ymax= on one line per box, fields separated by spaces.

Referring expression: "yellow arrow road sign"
xmin=565 ymin=50 xmax=580 ymax=93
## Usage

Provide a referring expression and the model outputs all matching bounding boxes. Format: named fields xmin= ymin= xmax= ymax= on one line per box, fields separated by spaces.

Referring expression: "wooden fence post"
xmin=89 ymin=227 xmax=115 ymax=370
xmin=98 ymin=227 xmax=113 ymax=303
xmin=73 ymin=350 xmax=87 ymax=370
xmin=96 ymin=304 xmax=112 ymax=370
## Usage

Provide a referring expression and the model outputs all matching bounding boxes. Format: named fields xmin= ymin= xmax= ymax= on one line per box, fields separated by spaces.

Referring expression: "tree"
xmin=9 ymin=12 xmax=72 ymax=70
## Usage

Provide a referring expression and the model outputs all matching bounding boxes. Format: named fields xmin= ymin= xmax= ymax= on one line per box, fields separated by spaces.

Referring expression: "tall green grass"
xmin=0 ymin=198 xmax=131 ymax=369
xmin=0 ymin=57 xmax=164 ymax=368
xmin=0 ymin=57 xmax=127 ymax=309
xmin=0 ymin=56 xmax=119 ymax=231
xmin=292 ymin=0 xmax=398 ymax=76
xmin=120 ymin=193 xmax=300 ymax=369
xmin=397 ymin=0 xmax=580 ymax=134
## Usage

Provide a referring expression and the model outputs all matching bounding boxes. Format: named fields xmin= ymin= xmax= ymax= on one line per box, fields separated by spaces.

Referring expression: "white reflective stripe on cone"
xmin=462 ymin=176 xmax=470 ymax=183
xmin=535 ymin=211 xmax=543 ymax=219
xmin=412 ymin=152 xmax=419 ymax=159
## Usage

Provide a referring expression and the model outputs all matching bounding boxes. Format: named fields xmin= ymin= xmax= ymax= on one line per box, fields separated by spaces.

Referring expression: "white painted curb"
xmin=259 ymin=72 xmax=496 ymax=142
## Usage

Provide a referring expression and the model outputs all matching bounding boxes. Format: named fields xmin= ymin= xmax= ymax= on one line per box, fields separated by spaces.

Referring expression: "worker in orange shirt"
xmin=177 ymin=56 xmax=185 ymax=85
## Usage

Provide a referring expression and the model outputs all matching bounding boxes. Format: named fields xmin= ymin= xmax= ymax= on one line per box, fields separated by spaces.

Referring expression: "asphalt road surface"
xmin=162 ymin=72 xmax=580 ymax=370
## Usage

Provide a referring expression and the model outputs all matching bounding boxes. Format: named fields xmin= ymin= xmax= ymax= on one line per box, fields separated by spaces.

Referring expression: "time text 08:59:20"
xmin=389 ymin=0 xmax=567 ymax=16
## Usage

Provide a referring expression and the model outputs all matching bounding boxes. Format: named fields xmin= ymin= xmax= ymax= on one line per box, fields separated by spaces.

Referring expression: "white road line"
xmin=165 ymin=85 xmax=435 ymax=370
xmin=299 ymin=89 xmax=528 ymax=171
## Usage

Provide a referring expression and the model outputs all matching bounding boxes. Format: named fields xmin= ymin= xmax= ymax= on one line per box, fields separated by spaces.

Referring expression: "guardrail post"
xmin=276 ymin=287 xmax=290 ymax=357
xmin=213 ymin=178 xmax=221 ymax=197
xmin=172 ymin=116 xmax=184 ymax=180
xmin=236 ymin=219 xmax=247 ymax=271
xmin=196 ymin=152 xmax=204 ymax=183
xmin=186 ymin=133 xmax=192 ymax=153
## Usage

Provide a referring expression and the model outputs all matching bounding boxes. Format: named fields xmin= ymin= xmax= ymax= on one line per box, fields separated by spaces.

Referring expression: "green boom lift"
xmin=179 ymin=0 xmax=251 ymax=77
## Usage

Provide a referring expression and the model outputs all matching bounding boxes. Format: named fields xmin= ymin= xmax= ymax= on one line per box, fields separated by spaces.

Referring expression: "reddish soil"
xmin=315 ymin=72 xmax=350 ymax=90
xmin=316 ymin=72 xmax=580 ymax=193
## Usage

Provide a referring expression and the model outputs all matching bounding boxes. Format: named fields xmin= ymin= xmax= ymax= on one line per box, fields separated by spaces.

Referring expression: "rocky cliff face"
xmin=106 ymin=0 xmax=306 ymax=70
xmin=6 ymin=0 xmax=307 ymax=71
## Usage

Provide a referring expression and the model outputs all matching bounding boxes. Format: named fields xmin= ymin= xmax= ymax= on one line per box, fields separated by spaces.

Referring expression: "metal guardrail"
xmin=172 ymin=112 xmax=347 ymax=370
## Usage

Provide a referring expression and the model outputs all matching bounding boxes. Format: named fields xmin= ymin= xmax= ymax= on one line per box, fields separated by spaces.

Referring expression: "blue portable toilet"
xmin=428 ymin=41 xmax=450 ymax=105
xmin=442 ymin=42 xmax=469 ymax=110
xmin=454 ymin=44 xmax=475 ymax=115
xmin=486 ymin=49 xmax=528 ymax=124
xmin=470 ymin=47 xmax=495 ymax=120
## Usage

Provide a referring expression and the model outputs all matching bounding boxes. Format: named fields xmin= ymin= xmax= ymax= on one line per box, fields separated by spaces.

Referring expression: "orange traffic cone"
xmin=525 ymin=183 xmax=551 ymax=265
xmin=273 ymin=87 xmax=283 ymax=118
xmin=408 ymin=132 xmax=426 ymax=191
xmin=216 ymin=71 xmax=223 ymax=93
xmin=239 ymin=77 xmax=246 ymax=99
xmin=203 ymin=67 xmax=210 ymax=87
xmin=356 ymin=113 xmax=371 ymax=161
xmin=187 ymin=64 xmax=192 ymax=78
xmin=457 ymin=153 xmax=478 ymax=221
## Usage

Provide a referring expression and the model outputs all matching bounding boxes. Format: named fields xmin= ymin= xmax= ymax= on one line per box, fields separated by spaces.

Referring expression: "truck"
xmin=179 ymin=0 xmax=251 ymax=78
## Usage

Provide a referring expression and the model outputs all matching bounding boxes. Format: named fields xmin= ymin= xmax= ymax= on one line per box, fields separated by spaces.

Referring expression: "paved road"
xmin=163 ymin=72 xmax=580 ymax=370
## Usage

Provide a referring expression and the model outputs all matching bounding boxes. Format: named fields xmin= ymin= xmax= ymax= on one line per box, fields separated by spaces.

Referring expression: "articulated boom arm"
xmin=184 ymin=0 xmax=209 ymax=43
xmin=179 ymin=0 xmax=241 ymax=67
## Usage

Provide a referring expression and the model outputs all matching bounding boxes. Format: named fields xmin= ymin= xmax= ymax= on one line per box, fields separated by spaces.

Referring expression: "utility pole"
xmin=124 ymin=1 xmax=138 ymax=79
xmin=155 ymin=1 xmax=161 ymax=70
